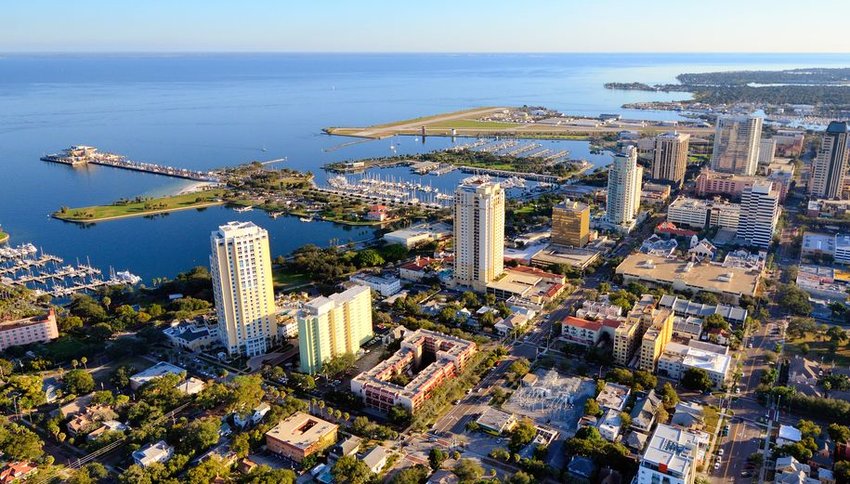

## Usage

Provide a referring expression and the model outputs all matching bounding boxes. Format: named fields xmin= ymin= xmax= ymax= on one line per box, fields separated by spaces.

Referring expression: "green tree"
xmin=778 ymin=285 xmax=813 ymax=317
xmin=798 ymin=419 xmax=822 ymax=440
xmin=228 ymin=374 xmax=265 ymax=416
xmin=64 ymin=369 xmax=95 ymax=395
xmin=584 ymin=398 xmax=602 ymax=417
xmin=703 ymin=313 xmax=730 ymax=331
xmin=390 ymin=465 xmax=429 ymax=484
xmin=177 ymin=416 xmax=221 ymax=455
xmin=661 ymin=382 xmax=679 ymax=409
xmin=389 ymin=404 xmax=412 ymax=426
xmin=1 ymin=375 xmax=46 ymax=410
xmin=242 ymin=465 xmax=297 ymax=484
xmin=110 ymin=365 xmax=136 ymax=390
xmin=453 ymin=458 xmax=484 ymax=483
xmin=834 ymin=461 xmax=850 ymax=484
xmin=510 ymin=418 xmax=538 ymax=451
xmin=429 ymin=447 xmax=448 ymax=470
xmin=681 ymin=368 xmax=713 ymax=392
xmin=508 ymin=471 xmax=534 ymax=484
xmin=828 ymin=423 xmax=850 ymax=444
xmin=0 ymin=419 xmax=44 ymax=461
xmin=186 ymin=456 xmax=230 ymax=484
xmin=489 ymin=447 xmax=511 ymax=461
xmin=355 ymin=249 xmax=385 ymax=268
xmin=332 ymin=455 xmax=373 ymax=484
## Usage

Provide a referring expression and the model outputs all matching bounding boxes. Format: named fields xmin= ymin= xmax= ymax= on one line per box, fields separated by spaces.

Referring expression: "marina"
xmin=0 ymin=243 xmax=141 ymax=299
xmin=41 ymin=145 xmax=221 ymax=183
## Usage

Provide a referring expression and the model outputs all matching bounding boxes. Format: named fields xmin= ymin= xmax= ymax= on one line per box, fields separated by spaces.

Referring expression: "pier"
xmin=41 ymin=145 xmax=220 ymax=182
xmin=457 ymin=166 xmax=561 ymax=183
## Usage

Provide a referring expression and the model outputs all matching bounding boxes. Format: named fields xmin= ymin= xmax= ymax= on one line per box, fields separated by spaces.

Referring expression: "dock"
xmin=457 ymin=166 xmax=561 ymax=183
xmin=41 ymin=145 xmax=220 ymax=182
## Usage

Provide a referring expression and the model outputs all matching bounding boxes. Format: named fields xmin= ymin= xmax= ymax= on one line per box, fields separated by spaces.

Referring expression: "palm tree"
xmin=343 ymin=412 xmax=350 ymax=421
xmin=71 ymin=360 xmax=78 ymax=369
xmin=80 ymin=357 xmax=88 ymax=369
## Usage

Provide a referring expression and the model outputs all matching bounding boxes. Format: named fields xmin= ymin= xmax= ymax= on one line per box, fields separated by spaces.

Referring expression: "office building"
xmin=265 ymin=412 xmax=338 ymax=462
xmin=551 ymin=199 xmax=590 ymax=247
xmin=0 ymin=309 xmax=59 ymax=351
xmin=613 ymin=295 xmax=657 ymax=367
xmin=453 ymin=180 xmax=505 ymax=291
xmin=210 ymin=221 xmax=276 ymax=357
xmin=666 ymin=196 xmax=740 ymax=232
xmin=639 ymin=308 xmax=674 ymax=372
xmin=738 ymin=181 xmax=780 ymax=249
xmin=710 ymin=115 xmax=762 ymax=176
xmin=607 ymin=146 xmax=643 ymax=226
xmin=297 ymin=285 xmax=373 ymax=374
xmin=652 ymin=131 xmax=690 ymax=186
xmin=809 ymin=121 xmax=850 ymax=199
xmin=695 ymin=169 xmax=787 ymax=202
xmin=657 ymin=341 xmax=731 ymax=388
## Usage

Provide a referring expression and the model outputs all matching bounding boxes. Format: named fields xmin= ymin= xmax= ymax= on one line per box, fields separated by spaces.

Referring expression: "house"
xmin=629 ymin=390 xmax=660 ymax=433
xmin=58 ymin=394 xmax=94 ymax=419
xmin=705 ymin=327 xmax=732 ymax=346
xmin=577 ymin=415 xmax=598 ymax=431
xmin=0 ymin=462 xmax=36 ymax=484
xmin=671 ymin=402 xmax=705 ymax=430
xmin=42 ymin=377 xmax=61 ymax=404
xmin=67 ymin=405 xmax=118 ymax=437
xmin=625 ymin=431 xmax=649 ymax=452
xmin=775 ymin=456 xmax=821 ymax=484
xmin=366 ymin=205 xmax=389 ymax=222
xmin=176 ymin=377 xmax=206 ymax=395
xmin=688 ymin=239 xmax=717 ymax=261
xmin=133 ymin=441 xmax=174 ymax=468
xmin=598 ymin=409 xmax=623 ymax=441
xmin=237 ymin=458 xmax=259 ymax=475
xmin=399 ymin=257 xmax=442 ymax=282
xmin=778 ymin=425 xmax=803 ymax=446
xmin=129 ymin=362 xmax=186 ymax=390
xmin=329 ymin=435 xmax=362 ymax=463
xmin=596 ymin=382 xmax=630 ymax=412
xmin=87 ymin=420 xmax=129 ymax=441
xmin=162 ymin=320 xmax=219 ymax=352
xmin=427 ymin=470 xmax=460 ymax=484
xmin=382 ymin=325 xmax=409 ymax=345
xmin=361 ymin=446 xmax=389 ymax=474
xmin=494 ymin=313 xmax=529 ymax=337
xmin=567 ymin=455 xmax=597 ymax=480
xmin=234 ymin=402 xmax=271 ymax=428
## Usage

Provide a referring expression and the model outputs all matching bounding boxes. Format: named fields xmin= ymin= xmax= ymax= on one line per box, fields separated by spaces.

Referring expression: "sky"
xmin=4 ymin=0 xmax=850 ymax=53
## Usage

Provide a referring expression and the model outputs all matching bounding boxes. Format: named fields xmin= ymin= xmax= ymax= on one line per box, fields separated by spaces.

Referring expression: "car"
xmin=742 ymin=471 xmax=752 ymax=477
xmin=718 ymin=449 xmax=724 ymax=456
xmin=747 ymin=343 xmax=753 ymax=349
xmin=714 ymin=462 xmax=721 ymax=471
xmin=716 ymin=457 xmax=722 ymax=464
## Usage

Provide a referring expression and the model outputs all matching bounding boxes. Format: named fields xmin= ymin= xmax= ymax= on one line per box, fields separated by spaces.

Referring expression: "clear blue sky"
xmin=4 ymin=0 xmax=849 ymax=53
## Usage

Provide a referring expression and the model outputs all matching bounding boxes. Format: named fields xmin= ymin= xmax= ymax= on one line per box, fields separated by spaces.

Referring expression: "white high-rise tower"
xmin=453 ymin=180 xmax=505 ymax=292
xmin=710 ymin=115 xmax=762 ymax=176
xmin=607 ymin=146 xmax=643 ymax=226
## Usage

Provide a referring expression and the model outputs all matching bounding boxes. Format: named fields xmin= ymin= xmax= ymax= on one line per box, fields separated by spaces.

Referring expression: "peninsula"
xmin=53 ymin=189 xmax=228 ymax=223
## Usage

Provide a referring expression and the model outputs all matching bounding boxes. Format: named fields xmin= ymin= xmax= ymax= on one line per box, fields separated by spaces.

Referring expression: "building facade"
xmin=607 ymin=146 xmax=643 ymax=226
xmin=758 ymin=138 xmax=776 ymax=165
xmin=738 ymin=181 xmax=780 ymax=249
xmin=551 ymin=199 xmax=590 ymax=247
xmin=639 ymin=308 xmax=674 ymax=372
xmin=710 ymin=115 xmax=763 ymax=176
xmin=651 ymin=131 xmax=690 ymax=186
xmin=210 ymin=222 xmax=277 ymax=357
xmin=809 ymin=121 xmax=850 ymax=199
xmin=297 ymin=285 xmax=373 ymax=374
xmin=453 ymin=181 xmax=505 ymax=292
xmin=265 ymin=412 xmax=338 ymax=462
xmin=0 ymin=309 xmax=59 ymax=351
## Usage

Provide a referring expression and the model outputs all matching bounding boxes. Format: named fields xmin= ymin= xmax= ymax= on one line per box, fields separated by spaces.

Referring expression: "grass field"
xmin=785 ymin=334 xmax=850 ymax=366
xmin=427 ymin=119 xmax=521 ymax=129
xmin=0 ymin=229 xmax=8 ymax=244
xmin=54 ymin=189 xmax=228 ymax=222
xmin=273 ymin=267 xmax=310 ymax=291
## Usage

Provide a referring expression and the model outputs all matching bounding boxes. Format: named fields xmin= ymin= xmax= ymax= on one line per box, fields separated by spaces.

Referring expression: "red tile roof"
xmin=601 ymin=318 xmax=622 ymax=329
xmin=545 ymin=283 xmax=565 ymax=298
xmin=562 ymin=316 xmax=602 ymax=331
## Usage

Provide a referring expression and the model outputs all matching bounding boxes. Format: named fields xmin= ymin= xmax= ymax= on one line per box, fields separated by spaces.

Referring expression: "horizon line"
xmin=2 ymin=51 xmax=850 ymax=56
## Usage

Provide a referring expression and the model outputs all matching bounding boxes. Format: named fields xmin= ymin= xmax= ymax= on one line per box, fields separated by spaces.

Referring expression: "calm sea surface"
xmin=1 ymin=53 xmax=849 ymax=282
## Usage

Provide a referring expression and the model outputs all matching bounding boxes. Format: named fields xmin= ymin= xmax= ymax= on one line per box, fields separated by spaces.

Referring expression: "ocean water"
xmin=1 ymin=53 xmax=849 ymax=283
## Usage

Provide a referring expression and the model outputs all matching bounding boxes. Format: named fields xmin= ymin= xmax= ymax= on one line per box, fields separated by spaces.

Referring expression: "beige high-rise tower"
xmin=809 ymin=121 xmax=849 ymax=200
xmin=651 ymin=131 xmax=691 ymax=186
xmin=552 ymin=199 xmax=590 ymax=247
xmin=210 ymin=221 xmax=277 ymax=357
xmin=453 ymin=180 xmax=505 ymax=292
xmin=710 ymin=115 xmax=762 ymax=176
xmin=297 ymin=285 xmax=373 ymax=374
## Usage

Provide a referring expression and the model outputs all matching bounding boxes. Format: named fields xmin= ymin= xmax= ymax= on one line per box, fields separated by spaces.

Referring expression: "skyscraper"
xmin=739 ymin=181 xmax=779 ymax=249
xmin=809 ymin=121 xmax=849 ymax=199
xmin=606 ymin=146 xmax=643 ymax=226
xmin=210 ymin=221 xmax=277 ymax=357
xmin=551 ymin=199 xmax=590 ymax=247
xmin=651 ymin=131 xmax=690 ymax=186
xmin=453 ymin=180 xmax=505 ymax=292
xmin=297 ymin=285 xmax=373 ymax=374
xmin=710 ymin=115 xmax=763 ymax=176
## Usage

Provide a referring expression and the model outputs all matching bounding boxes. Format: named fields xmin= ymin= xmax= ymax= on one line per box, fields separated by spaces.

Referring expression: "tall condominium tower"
xmin=607 ymin=146 xmax=643 ymax=226
xmin=651 ymin=131 xmax=691 ymax=186
xmin=453 ymin=180 xmax=505 ymax=292
xmin=739 ymin=181 xmax=780 ymax=249
xmin=710 ymin=115 xmax=763 ymax=176
xmin=809 ymin=121 xmax=850 ymax=199
xmin=297 ymin=285 xmax=373 ymax=374
xmin=552 ymin=199 xmax=590 ymax=247
xmin=210 ymin=221 xmax=277 ymax=357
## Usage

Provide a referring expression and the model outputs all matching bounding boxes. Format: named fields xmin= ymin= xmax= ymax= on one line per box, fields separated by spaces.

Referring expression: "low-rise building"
xmin=576 ymin=299 xmax=623 ymax=320
xmin=657 ymin=341 xmax=731 ymax=388
xmin=598 ymin=408 xmax=623 ymax=441
xmin=329 ymin=435 xmax=362 ymax=463
xmin=129 ymin=362 xmax=187 ymax=390
xmin=349 ymin=273 xmax=401 ymax=297
xmin=361 ymin=446 xmax=389 ymax=474
xmin=162 ymin=319 xmax=219 ymax=352
xmin=399 ymin=256 xmax=442 ymax=281
xmin=561 ymin=316 xmax=620 ymax=347
xmin=265 ymin=412 xmax=338 ymax=462
xmin=0 ymin=462 xmax=37 ymax=483
xmin=494 ymin=313 xmax=529 ymax=337
xmin=486 ymin=266 xmax=566 ymax=309
xmin=476 ymin=407 xmax=518 ymax=434
xmin=366 ymin=205 xmax=389 ymax=221
xmin=630 ymin=390 xmax=661 ymax=433
xmin=616 ymin=254 xmax=762 ymax=304
xmin=133 ymin=441 xmax=174 ymax=468
xmin=351 ymin=329 xmax=476 ymax=413
xmin=383 ymin=222 xmax=451 ymax=248
xmin=671 ymin=402 xmax=705 ymax=430
xmin=777 ymin=425 xmax=802 ymax=447
xmin=658 ymin=294 xmax=748 ymax=325
xmin=0 ymin=308 xmax=59 ymax=351
xmin=637 ymin=424 xmax=708 ymax=484
xmin=796 ymin=265 xmax=850 ymax=302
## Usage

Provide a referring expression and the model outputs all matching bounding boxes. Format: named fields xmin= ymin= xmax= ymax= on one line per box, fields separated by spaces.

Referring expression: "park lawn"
xmin=369 ymin=107 xmax=503 ymax=128
xmin=785 ymin=334 xmax=850 ymax=366
xmin=273 ymin=267 xmax=311 ymax=291
xmin=704 ymin=405 xmax=720 ymax=435
xmin=55 ymin=189 xmax=228 ymax=221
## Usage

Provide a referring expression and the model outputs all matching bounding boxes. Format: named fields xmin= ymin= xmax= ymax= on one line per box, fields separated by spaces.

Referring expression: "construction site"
xmin=501 ymin=368 xmax=596 ymax=434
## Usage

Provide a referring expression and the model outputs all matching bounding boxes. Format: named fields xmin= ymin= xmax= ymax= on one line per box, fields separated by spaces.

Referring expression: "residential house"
xmin=133 ymin=441 xmax=174 ymax=468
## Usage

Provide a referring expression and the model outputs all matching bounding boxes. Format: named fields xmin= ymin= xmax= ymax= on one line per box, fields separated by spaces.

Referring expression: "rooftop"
xmin=642 ymin=424 xmax=701 ymax=478
xmin=616 ymin=254 xmax=760 ymax=298
xmin=662 ymin=342 xmax=731 ymax=376
xmin=130 ymin=362 xmax=186 ymax=386
xmin=596 ymin=382 xmax=630 ymax=411
xmin=265 ymin=412 xmax=338 ymax=450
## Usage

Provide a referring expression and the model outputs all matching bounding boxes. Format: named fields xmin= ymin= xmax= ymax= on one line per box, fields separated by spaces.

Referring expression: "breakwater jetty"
xmin=41 ymin=145 xmax=220 ymax=182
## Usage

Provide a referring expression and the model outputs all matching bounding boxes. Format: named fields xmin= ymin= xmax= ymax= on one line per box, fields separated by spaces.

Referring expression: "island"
xmin=0 ymin=228 xmax=8 ymax=244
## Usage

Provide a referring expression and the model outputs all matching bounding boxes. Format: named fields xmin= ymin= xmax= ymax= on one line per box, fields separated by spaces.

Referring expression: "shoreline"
xmin=53 ymin=201 xmax=225 ymax=224
xmin=174 ymin=181 xmax=220 ymax=196
xmin=0 ymin=231 xmax=8 ymax=244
